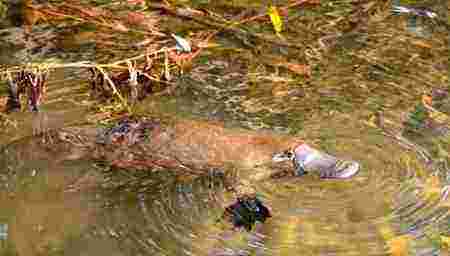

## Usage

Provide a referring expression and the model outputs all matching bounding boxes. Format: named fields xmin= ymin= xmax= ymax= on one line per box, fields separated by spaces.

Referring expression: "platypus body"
xmin=2 ymin=117 xmax=359 ymax=182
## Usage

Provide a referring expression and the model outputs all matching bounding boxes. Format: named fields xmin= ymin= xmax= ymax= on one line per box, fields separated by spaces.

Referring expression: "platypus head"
xmin=272 ymin=143 xmax=360 ymax=179
xmin=272 ymin=144 xmax=308 ymax=176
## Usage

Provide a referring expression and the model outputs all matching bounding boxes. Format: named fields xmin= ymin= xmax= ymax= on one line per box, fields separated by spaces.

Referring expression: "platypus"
xmin=34 ymin=117 xmax=360 ymax=183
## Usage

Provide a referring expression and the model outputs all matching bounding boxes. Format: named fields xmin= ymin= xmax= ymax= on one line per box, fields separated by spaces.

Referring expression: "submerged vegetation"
xmin=0 ymin=0 xmax=449 ymax=255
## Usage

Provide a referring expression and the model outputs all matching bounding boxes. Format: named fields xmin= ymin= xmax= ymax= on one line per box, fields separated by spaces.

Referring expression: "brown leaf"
xmin=23 ymin=0 xmax=47 ymax=28
xmin=127 ymin=12 xmax=146 ymax=25
xmin=112 ymin=22 xmax=129 ymax=32
xmin=411 ymin=40 xmax=432 ymax=49
xmin=127 ymin=0 xmax=146 ymax=5
xmin=283 ymin=63 xmax=311 ymax=76
xmin=126 ymin=11 xmax=160 ymax=33
xmin=272 ymin=83 xmax=290 ymax=97
xmin=422 ymin=94 xmax=433 ymax=106
xmin=176 ymin=7 xmax=206 ymax=17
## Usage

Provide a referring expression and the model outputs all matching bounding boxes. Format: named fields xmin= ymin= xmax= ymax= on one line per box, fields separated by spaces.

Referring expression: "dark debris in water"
xmin=4 ymin=68 xmax=48 ymax=113
xmin=96 ymin=117 xmax=159 ymax=146
xmin=223 ymin=196 xmax=271 ymax=231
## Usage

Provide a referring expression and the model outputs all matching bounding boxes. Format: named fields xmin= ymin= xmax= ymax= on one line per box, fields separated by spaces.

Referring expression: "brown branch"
xmin=147 ymin=1 xmax=318 ymax=50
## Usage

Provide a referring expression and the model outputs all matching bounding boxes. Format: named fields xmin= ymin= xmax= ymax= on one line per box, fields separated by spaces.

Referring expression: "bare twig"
xmin=127 ymin=60 xmax=138 ymax=105
xmin=95 ymin=67 xmax=130 ymax=113
xmin=0 ymin=47 xmax=178 ymax=77
xmin=146 ymin=2 xmax=316 ymax=50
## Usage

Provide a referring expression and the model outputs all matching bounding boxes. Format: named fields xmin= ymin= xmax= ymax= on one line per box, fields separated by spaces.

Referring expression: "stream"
xmin=0 ymin=1 xmax=449 ymax=255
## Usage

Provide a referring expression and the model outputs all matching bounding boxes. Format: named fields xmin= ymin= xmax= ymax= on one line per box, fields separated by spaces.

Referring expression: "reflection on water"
xmin=0 ymin=117 xmax=448 ymax=255
xmin=0 ymin=0 xmax=449 ymax=255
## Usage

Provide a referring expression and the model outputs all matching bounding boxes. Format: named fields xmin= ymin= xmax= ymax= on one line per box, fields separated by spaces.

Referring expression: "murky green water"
xmin=0 ymin=1 xmax=449 ymax=255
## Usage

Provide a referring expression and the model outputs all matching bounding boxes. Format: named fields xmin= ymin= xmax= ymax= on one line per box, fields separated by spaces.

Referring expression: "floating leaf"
xmin=365 ymin=114 xmax=378 ymax=128
xmin=264 ymin=55 xmax=310 ymax=76
xmin=283 ymin=63 xmax=311 ymax=76
xmin=268 ymin=5 xmax=283 ymax=35
xmin=441 ymin=235 xmax=450 ymax=248
xmin=127 ymin=0 xmax=146 ymax=5
xmin=378 ymin=224 xmax=396 ymax=241
xmin=112 ymin=22 xmax=129 ymax=32
xmin=23 ymin=0 xmax=46 ymax=28
xmin=427 ymin=108 xmax=449 ymax=124
xmin=422 ymin=175 xmax=441 ymax=200
xmin=411 ymin=39 xmax=432 ymax=49
xmin=171 ymin=34 xmax=192 ymax=53
xmin=422 ymin=94 xmax=433 ymax=106
xmin=387 ymin=235 xmax=411 ymax=256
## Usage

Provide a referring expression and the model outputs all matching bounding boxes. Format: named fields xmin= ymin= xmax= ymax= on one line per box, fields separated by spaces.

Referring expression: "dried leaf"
xmin=283 ymin=63 xmax=311 ymax=76
xmin=127 ymin=0 xmax=146 ymax=5
xmin=23 ymin=0 xmax=46 ymax=27
xmin=127 ymin=12 xmax=146 ymax=25
xmin=262 ymin=55 xmax=310 ymax=76
xmin=411 ymin=40 xmax=432 ymax=49
xmin=113 ymin=22 xmax=129 ymax=32
xmin=422 ymin=94 xmax=433 ymax=106
xmin=271 ymin=83 xmax=290 ymax=97
xmin=268 ymin=5 xmax=283 ymax=34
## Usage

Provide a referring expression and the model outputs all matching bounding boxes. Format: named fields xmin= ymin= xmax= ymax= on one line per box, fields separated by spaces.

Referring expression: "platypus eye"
xmin=284 ymin=150 xmax=293 ymax=159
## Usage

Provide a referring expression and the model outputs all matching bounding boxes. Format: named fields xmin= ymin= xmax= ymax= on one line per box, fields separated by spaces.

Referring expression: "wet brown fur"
xmin=27 ymin=118 xmax=302 ymax=180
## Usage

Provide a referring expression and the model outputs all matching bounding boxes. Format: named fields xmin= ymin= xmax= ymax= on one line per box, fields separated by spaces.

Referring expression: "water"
xmin=0 ymin=1 xmax=449 ymax=255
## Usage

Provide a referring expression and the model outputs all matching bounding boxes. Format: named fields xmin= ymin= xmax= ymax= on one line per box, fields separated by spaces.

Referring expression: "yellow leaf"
xmin=387 ymin=235 xmax=411 ymax=256
xmin=422 ymin=175 xmax=441 ymax=200
xmin=365 ymin=114 xmax=378 ymax=128
xmin=441 ymin=235 xmax=450 ymax=248
xmin=428 ymin=108 xmax=449 ymax=123
xmin=378 ymin=224 xmax=396 ymax=240
xmin=268 ymin=5 xmax=283 ymax=34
